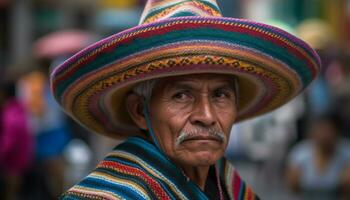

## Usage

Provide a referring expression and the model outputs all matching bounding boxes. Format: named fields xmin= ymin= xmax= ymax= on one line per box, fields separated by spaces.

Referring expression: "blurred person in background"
xmin=18 ymin=63 xmax=72 ymax=199
xmin=0 ymin=75 xmax=34 ymax=200
xmin=329 ymin=49 xmax=350 ymax=138
xmin=285 ymin=112 xmax=350 ymax=200
xmin=15 ymin=29 xmax=98 ymax=199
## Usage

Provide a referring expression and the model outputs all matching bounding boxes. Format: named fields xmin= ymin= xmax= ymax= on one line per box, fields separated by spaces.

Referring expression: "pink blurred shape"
xmin=33 ymin=30 xmax=96 ymax=59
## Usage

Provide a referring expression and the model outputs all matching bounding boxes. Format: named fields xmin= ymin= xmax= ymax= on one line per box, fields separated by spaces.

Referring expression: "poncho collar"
xmin=108 ymin=136 xmax=257 ymax=199
xmin=62 ymin=136 xmax=258 ymax=199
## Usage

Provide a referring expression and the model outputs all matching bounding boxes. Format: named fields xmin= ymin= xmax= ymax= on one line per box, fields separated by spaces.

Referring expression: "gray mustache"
xmin=175 ymin=127 xmax=226 ymax=146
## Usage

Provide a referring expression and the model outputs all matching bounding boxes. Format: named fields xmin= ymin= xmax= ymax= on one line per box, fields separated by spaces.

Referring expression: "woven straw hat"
xmin=51 ymin=0 xmax=320 ymax=139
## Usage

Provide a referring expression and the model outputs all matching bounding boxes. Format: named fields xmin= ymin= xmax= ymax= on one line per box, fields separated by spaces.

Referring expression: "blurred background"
xmin=1 ymin=0 xmax=350 ymax=199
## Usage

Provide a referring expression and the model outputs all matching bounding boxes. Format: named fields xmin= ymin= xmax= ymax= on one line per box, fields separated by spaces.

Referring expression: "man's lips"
xmin=182 ymin=135 xmax=223 ymax=142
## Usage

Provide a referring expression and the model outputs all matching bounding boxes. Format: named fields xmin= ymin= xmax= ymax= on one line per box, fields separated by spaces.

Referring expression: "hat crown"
xmin=139 ymin=0 xmax=222 ymax=25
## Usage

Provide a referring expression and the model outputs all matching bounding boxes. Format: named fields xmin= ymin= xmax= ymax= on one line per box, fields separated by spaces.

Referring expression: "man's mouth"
xmin=184 ymin=135 xmax=223 ymax=142
xmin=175 ymin=129 xmax=226 ymax=146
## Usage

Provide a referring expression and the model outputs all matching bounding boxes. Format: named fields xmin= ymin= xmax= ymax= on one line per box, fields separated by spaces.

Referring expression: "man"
xmin=52 ymin=0 xmax=320 ymax=199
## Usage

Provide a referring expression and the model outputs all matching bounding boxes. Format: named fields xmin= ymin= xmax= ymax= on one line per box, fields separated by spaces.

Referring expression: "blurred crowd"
xmin=1 ymin=0 xmax=350 ymax=199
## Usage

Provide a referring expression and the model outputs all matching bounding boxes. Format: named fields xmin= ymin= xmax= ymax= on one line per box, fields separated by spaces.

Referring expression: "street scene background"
xmin=1 ymin=0 xmax=350 ymax=199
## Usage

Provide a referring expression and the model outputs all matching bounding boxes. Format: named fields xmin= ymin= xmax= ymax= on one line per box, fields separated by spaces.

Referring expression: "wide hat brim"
xmin=51 ymin=16 xmax=320 ymax=139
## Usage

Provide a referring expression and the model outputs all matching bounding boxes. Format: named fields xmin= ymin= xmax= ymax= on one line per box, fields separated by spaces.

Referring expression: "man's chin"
xmin=181 ymin=151 xmax=222 ymax=166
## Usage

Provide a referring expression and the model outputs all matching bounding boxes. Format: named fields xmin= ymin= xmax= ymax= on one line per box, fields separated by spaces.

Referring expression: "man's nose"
xmin=189 ymin=96 xmax=216 ymax=127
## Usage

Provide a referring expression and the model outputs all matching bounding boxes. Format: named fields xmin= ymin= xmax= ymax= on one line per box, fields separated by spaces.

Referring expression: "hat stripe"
xmin=52 ymin=17 xmax=317 ymax=83
xmin=140 ymin=0 xmax=222 ymax=24
xmin=53 ymin=17 xmax=318 ymax=75
xmin=53 ymin=19 xmax=317 ymax=101
xmin=225 ymin=21 xmax=320 ymax=65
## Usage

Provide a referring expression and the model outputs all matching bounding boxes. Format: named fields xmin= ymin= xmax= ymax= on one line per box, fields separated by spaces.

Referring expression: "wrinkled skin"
xmin=126 ymin=73 xmax=237 ymax=189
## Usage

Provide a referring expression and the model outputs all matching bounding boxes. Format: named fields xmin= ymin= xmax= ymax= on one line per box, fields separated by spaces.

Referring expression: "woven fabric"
xmin=60 ymin=137 xmax=258 ymax=200
xmin=50 ymin=0 xmax=320 ymax=139
xmin=139 ymin=0 xmax=222 ymax=24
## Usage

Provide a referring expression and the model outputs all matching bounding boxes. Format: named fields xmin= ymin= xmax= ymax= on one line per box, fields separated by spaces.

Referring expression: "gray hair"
xmin=132 ymin=79 xmax=158 ymax=102
xmin=132 ymin=77 xmax=239 ymax=106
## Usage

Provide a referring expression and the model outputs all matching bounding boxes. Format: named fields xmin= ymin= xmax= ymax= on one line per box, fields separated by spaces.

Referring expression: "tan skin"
xmin=126 ymin=74 xmax=237 ymax=190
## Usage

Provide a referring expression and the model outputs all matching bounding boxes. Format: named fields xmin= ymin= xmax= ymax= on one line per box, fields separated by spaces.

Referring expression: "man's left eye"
xmin=214 ymin=91 xmax=226 ymax=98
xmin=213 ymin=90 xmax=232 ymax=99
xmin=172 ymin=91 xmax=192 ymax=102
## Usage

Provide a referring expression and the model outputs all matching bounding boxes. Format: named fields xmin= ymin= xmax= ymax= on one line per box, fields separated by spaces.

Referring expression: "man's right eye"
xmin=172 ymin=92 xmax=190 ymax=102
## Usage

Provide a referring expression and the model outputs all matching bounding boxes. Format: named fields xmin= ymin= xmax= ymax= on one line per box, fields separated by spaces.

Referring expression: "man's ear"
xmin=125 ymin=93 xmax=148 ymax=130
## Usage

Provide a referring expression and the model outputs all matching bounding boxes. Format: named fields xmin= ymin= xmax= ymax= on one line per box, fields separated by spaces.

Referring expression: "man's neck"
xmin=145 ymin=136 xmax=212 ymax=190
xmin=181 ymin=165 xmax=210 ymax=190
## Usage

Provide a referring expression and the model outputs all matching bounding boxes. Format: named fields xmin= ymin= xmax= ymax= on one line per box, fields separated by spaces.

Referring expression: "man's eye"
xmin=214 ymin=92 xmax=226 ymax=98
xmin=173 ymin=92 xmax=190 ymax=101
xmin=213 ymin=90 xmax=232 ymax=99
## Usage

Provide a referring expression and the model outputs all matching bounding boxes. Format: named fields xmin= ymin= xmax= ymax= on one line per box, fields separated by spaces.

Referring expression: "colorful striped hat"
xmin=51 ymin=0 xmax=321 ymax=139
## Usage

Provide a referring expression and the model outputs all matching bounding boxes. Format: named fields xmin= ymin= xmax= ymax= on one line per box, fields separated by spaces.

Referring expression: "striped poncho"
xmin=61 ymin=137 xmax=258 ymax=199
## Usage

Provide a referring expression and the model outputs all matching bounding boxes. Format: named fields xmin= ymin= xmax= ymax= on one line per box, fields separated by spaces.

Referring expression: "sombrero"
xmin=51 ymin=0 xmax=320 ymax=139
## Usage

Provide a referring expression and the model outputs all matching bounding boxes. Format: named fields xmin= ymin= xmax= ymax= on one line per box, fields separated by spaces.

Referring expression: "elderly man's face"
xmin=148 ymin=74 xmax=237 ymax=167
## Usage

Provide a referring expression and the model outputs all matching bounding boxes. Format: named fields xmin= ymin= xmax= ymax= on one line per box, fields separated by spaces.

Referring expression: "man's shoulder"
xmin=60 ymin=169 xmax=152 ymax=200
xmin=60 ymin=147 xmax=173 ymax=200
xmin=60 ymin=188 xmax=148 ymax=200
